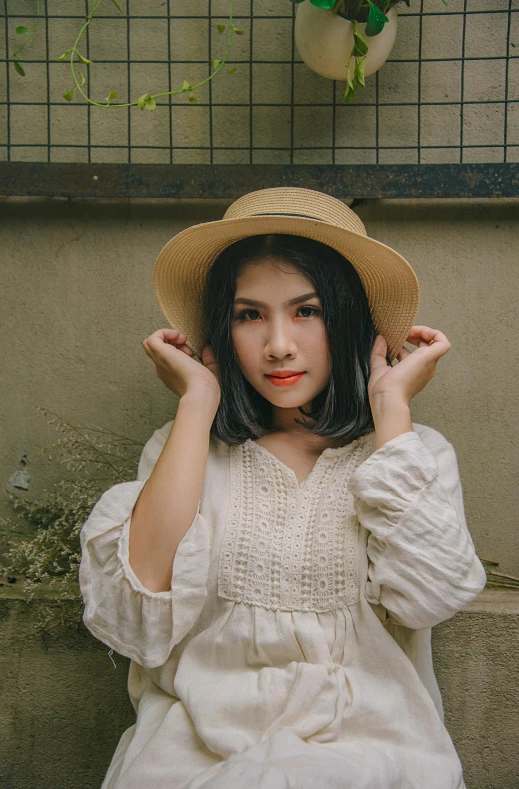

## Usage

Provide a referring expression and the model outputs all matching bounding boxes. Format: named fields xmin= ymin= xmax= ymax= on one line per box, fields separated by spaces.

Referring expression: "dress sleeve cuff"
xmin=80 ymin=480 xmax=210 ymax=667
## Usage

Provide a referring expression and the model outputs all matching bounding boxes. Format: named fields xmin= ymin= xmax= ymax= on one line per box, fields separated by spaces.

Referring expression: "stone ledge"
xmin=460 ymin=587 xmax=519 ymax=614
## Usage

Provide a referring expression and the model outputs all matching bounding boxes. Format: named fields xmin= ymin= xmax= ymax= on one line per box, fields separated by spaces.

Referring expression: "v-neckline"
xmin=244 ymin=434 xmax=373 ymax=490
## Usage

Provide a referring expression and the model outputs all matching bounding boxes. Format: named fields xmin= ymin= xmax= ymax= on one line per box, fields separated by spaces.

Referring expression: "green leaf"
xmin=57 ymin=49 xmax=72 ymax=62
xmin=343 ymin=63 xmax=356 ymax=103
xmin=310 ymin=0 xmax=336 ymax=8
xmin=15 ymin=26 xmax=28 ymax=35
xmin=365 ymin=0 xmax=389 ymax=37
xmin=343 ymin=81 xmax=356 ymax=103
xmin=63 ymin=90 xmax=75 ymax=101
xmin=76 ymin=52 xmax=92 ymax=65
xmin=354 ymin=55 xmax=366 ymax=87
xmin=110 ymin=0 xmax=123 ymax=12
xmin=216 ymin=23 xmax=226 ymax=33
xmin=188 ymin=92 xmax=199 ymax=102
xmin=144 ymin=95 xmax=156 ymax=111
xmin=352 ymin=29 xmax=368 ymax=57
xmin=226 ymin=66 xmax=237 ymax=74
xmin=105 ymin=90 xmax=117 ymax=103
xmin=211 ymin=59 xmax=221 ymax=71
xmin=181 ymin=80 xmax=192 ymax=92
xmin=137 ymin=93 xmax=151 ymax=111
xmin=232 ymin=26 xmax=245 ymax=34
xmin=13 ymin=61 xmax=25 ymax=76
xmin=77 ymin=70 xmax=86 ymax=87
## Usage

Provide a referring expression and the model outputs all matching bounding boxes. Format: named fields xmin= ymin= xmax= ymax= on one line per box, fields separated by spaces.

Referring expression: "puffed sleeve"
xmin=79 ymin=420 xmax=211 ymax=668
xmin=347 ymin=427 xmax=487 ymax=629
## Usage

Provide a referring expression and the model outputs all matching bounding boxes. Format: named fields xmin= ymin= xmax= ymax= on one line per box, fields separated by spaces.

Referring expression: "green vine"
xmin=8 ymin=0 xmax=41 ymax=76
xmin=58 ymin=0 xmax=242 ymax=109
xmin=8 ymin=0 xmax=242 ymax=110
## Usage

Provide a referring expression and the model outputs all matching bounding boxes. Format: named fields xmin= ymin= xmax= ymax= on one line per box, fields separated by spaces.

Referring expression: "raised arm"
xmin=79 ymin=330 xmax=220 ymax=667
xmin=128 ymin=329 xmax=220 ymax=592
xmin=129 ymin=394 xmax=216 ymax=592
xmin=353 ymin=328 xmax=486 ymax=627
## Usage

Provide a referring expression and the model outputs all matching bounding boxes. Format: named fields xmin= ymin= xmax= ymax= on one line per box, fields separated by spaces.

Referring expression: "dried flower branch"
xmin=0 ymin=407 xmax=143 ymax=632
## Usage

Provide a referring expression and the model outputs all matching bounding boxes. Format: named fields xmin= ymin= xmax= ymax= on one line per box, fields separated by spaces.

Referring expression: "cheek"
xmin=308 ymin=327 xmax=332 ymax=375
xmin=231 ymin=328 xmax=256 ymax=371
xmin=307 ymin=325 xmax=330 ymax=354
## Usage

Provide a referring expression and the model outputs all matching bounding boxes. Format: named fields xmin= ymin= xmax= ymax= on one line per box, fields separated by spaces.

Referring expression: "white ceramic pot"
xmin=295 ymin=1 xmax=398 ymax=81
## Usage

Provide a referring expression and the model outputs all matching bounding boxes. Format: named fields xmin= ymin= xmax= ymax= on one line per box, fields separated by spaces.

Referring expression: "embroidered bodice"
xmin=218 ymin=434 xmax=375 ymax=612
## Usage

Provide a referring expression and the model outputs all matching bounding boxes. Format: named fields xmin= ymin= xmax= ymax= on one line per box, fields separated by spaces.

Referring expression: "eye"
xmin=235 ymin=309 xmax=262 ymax=322
xmin=297 ymin=306 xmax=321 ymax=318
xmin=234 ymin=306 xmax=321 ymax=322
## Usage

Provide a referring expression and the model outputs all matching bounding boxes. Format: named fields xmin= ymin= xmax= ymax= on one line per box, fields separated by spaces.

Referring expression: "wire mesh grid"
xmin=0 ymin=0 xmax=518 ymax=167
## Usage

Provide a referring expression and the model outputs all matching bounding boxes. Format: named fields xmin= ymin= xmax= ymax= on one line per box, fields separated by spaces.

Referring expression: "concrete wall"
xmin=2 ymin=195 xmax=518 ymax=575
xmin=1 ymin=585 xmax=517 ymax=789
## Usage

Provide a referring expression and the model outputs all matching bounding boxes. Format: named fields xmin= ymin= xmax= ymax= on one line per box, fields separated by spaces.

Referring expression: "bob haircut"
xmin=202 ymin=233 xmax=382 ymax=445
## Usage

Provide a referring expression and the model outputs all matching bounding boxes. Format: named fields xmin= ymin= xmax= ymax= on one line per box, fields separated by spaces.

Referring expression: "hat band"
xmin=250 ymin=211 xmax=324 ymax=221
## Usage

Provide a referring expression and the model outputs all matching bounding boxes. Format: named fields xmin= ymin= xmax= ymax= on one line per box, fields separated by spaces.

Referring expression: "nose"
xmin=263 ymin=314 xmax=297 ymax=360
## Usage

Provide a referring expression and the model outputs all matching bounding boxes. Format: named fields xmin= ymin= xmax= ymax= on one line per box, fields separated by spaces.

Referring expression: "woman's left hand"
xmin=368 ymin=326 xmax=451 ymax=408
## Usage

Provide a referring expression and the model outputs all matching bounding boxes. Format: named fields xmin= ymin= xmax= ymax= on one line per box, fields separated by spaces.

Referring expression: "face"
xmin=231 ymin=258 xmax=331 ymax=423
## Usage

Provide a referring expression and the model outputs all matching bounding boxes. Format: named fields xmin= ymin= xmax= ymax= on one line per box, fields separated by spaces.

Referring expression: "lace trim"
xmin=218 ymin=434 xmax=375 ymax=612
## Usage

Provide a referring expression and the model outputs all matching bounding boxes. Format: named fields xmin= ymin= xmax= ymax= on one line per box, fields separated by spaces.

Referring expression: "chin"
xmin=260 ymin=387 xmax=317 ymax=410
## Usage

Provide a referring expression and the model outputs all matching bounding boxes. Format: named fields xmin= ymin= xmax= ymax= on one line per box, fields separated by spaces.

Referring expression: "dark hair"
xmin=202 ymin=234 xmax=379 ymax=445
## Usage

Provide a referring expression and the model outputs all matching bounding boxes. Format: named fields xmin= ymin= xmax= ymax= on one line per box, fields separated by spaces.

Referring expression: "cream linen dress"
xmin=79 ymin=420 xmax=487 ymax=789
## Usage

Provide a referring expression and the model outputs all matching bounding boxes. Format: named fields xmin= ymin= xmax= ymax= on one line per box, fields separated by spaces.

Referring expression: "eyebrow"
xmin=233 ymin=292 xmax=319 ymax=308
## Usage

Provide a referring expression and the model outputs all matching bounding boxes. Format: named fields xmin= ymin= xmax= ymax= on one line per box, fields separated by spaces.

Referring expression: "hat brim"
xmin=153 ymin=215 xmax=420 ymax=363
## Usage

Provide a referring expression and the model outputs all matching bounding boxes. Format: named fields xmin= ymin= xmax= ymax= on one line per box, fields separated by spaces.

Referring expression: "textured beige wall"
xmin=1 ymin=196 xmax=518 ymax=576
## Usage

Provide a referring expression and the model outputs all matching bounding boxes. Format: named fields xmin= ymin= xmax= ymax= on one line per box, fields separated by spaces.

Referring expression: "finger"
xmin=371 ymin=334 xmax=387 ymax=354
xmin=162 ymin=330 xmax=195 ymax=355
xmin=147 ymin=331 xmax=189 ymax=352
xmin=370 ymin=335 xmax=389 ymax=368
xmin=149 ymin=328 xmax=180 ymax=339
xmin=163 ymin=331 xmax=188 ymax=344
xmin=141 ymin=338 xmax=155 ymax=360
xmin=395 ymin=347 xmax=412 ymax=362
xmin=406 ymin=328 xmax=451 ymax=361
xmin=148 ymin=328 xmax=189 ymax=347
xmin=406 ymin=326 xmax=450 ymax=345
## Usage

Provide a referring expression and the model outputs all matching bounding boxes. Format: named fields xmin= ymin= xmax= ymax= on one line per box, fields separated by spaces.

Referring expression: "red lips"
xmin=266 ymin=372 xmax=305 ymax=387
xmin=266 ymin=370 xmax=305 ymax=378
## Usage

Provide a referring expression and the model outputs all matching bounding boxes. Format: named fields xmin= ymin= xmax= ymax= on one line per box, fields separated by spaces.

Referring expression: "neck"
xmin=268 ymin=404 xmax=347 ymax=453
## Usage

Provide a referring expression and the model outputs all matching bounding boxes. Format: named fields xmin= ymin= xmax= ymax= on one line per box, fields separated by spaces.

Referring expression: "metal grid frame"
xmin=1 ymin=0 xmax=518 ymax=197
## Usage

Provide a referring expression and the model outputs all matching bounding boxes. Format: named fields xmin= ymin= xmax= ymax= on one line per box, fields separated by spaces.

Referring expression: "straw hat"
xmin=153 ymin=187 xmax=420 ymax=363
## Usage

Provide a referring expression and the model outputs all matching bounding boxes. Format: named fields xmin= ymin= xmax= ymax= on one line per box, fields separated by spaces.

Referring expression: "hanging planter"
xmin=291 ymin=0 xmax=401 ymax=103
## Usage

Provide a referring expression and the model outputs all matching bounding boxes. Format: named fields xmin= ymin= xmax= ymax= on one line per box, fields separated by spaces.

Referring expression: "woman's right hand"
xmin=142 ymin=328 xmax=221 ymax=409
